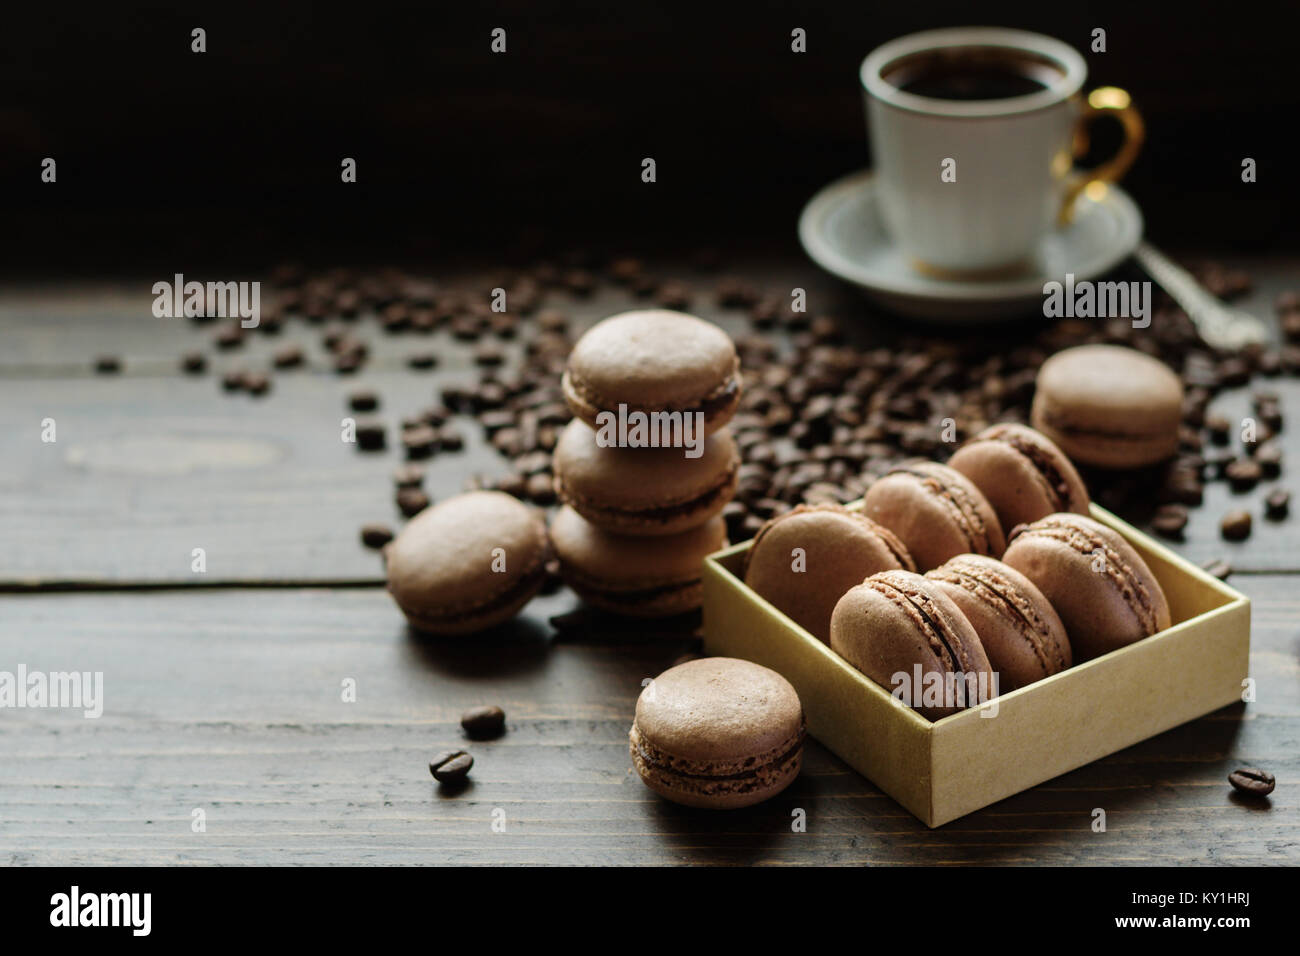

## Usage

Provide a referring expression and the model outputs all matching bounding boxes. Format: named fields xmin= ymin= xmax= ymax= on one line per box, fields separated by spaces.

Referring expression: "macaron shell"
xmin=742 ymin=505 xmax=914 ymax=643
xmin=550 ymin=506 xmax=726 ymax=617
xmin=552 ymin=419 xmax=739 ymax=535
xmin=386 ymin=491 xmax=548 ymax=634
xmin=1002 ymin=513 xmax=1172 ymax=662
xmin=634 ymin=658 xmax=804 ymax=762
xmin=630 ymin=657 xmax=805 ymax=809
xmin=830 ymin=570 xmax=995 ymax=721
xmin=1031 ymin=344 xmax=1183 ymax=468
xmin=948 ymin=424 xmax=1091 ymax=530
xmin=926 ymin=554 xmax=1072 ymax=691
xmin=563 ymin=310 xmax=741 ymax=434
xmin=863 ymin=462 xmax=1006 ymax=571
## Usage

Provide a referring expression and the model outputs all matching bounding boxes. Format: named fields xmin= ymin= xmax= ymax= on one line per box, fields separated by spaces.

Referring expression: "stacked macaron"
xmin=743 ymin=422 xmax=1172 ymax=721
xmin=551 ymin=310 xmax=742 ymax=617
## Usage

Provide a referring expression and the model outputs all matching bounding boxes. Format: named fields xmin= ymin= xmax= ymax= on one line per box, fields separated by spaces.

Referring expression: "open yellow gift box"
xmin=702 ymin=503 xmax=1251 ymax=827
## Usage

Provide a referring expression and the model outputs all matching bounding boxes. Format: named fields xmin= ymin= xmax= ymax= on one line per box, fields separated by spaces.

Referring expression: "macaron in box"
xmin=700 ymin=425 xmax=1250 ymax=825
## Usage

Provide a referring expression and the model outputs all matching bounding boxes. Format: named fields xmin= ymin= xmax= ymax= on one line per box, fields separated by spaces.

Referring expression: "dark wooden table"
xmin=3 ymin=256 xmax=1298 ymax=865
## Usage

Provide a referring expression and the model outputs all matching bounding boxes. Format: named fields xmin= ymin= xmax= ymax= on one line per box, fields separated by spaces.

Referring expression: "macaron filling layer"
xmin=558 ymin=462 xmax=738 ymax=527
xmin=567 ymin=364 xmax=741 ymax=419
xmin=1009 ymin=521 xmax=1162 ymax=634
xmin=1036 ymin=408 xmax=1168 ymax=442
xmin=893 ymin=465 xmax=994 ymax=554
xmin=865 ymin=577 xmax=968 ymax=676
xmin=630 ymin=724 xmax=804 ymax=800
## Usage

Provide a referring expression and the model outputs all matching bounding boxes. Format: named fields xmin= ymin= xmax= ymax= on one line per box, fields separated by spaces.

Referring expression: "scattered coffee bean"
xmin=1228 ymin=767 xmax=1275 ymax=797
xmin=1205 ymin=413 xmax=1231 ymax=445
xmin=429 ymin=749 xmax=473 ymax=784
xmin=1255 ymin=440 xmax=1282 ymax=478
xmin=180 ymin=351 xmax=207 ymax=374
xmin=393 ymin=463 xmax=426 ymax=488
xmin=475 ymin=344 xmax=505 ymax=367
xmin=1220 ymin=509 xmax=1252 ymax=541
xmin=1151 ymin=504 xmax=1189 ymax=539
xmin=1225 ymin=458 xmax=1262 ymax=491
xmin=94 ymin=355 xmax=122 ymax=374
xmin=438 ymin=428 xmax=465 ymax=451
xmin=461 ymin=705 xmax=506 ymax=739
xmin=272 ymin=345 xmax=304 ymax=368
xmin=396 ymin=487 xmax=431 ymax=517
xmin=243 ymin=372 xmax=271 ymax=396
xmin=355 ymin=420 xmax=386 ymax=451
xmin=349 ymin=390 xmax=379 ymax=412
xmin=402 ymin=424 xmax=439 ymax=459
xmin=221 ymin=370 xmax=245 ymax=392
xmin=408 ymin=352 xmax=437 ymax=369
xmin=1201 ymin=558 xmax=1232 ymax=580
xmin=1265 ymin=487 xmax=1290 ymax=520
xmin=526 ymin=471 xmax=557 ymax=504
xmin=360 ymin=524 xmax=394 ymax=549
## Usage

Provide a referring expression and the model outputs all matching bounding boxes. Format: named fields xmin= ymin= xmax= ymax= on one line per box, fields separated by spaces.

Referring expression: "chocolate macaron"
xmin=1031 ymin=344 xmax=1184 ymax=468
xmin=743 ymin=504 xmax=915 ymax=643
xmin=550 ymin=505 xmax=726 ymax=617
xmin=630 ymin=657 xmax=804 ymax=809
xmin=562 ymin=310 xmax=741 ymax=437
xmin=1002 ymin=513 xmax=1171 ymax=662
xmin=831 ymin=570 xmax=996 ymax=721
xmin=862 ymin=461 xmax=1005 ymax=571
xmin=948 ymin=423 xmax=1091 ymax=532
xmin=386 ymin=491 xmax=550 ymax=635
xmin=926 ymin=554 xmax=1072 ymax=691
xmin=552 ymin=418 xmax=739 ymax=535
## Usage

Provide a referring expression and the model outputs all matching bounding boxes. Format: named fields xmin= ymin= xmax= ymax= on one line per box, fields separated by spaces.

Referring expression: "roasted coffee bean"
xmin=396 ymin=487 xmax=431 ymax=517
xmin=1201 ymin=558 xmax=1232 ymax=580
xmin=475 ymin=344 xmax=505 ymax=367
xmin=1225 ymin=458 xmax=1262 ymax=491
xmin=429 ymin=749 xmax=473 ymax=784
xmin=348 ymin=390 xmax=379 ymax=412
xmin=461 ymin=705 xmax=506 ymax=739
xmin=360 ymin=523 xmax=394 ymax=549
xmin=94 ymin=355 xmax=122 ymax=374
xmin=393 ymin=463 xmax=425 ymax=488
xmin=526 ymin=472 xmax=556 ymax=504
xmin=536 ymin=309 xmax=569 ymax=333
xmin=1265 ymin=487 xmax=1291 ymax=520
xmin=1228 ymin=767 xmax=1275 ymax=797
xmin=402 ymin=425 xmax=439 ymax=459
xmin=1205 ymin=413 xmax=1231 ymax=445
xmin=1151 ymin=504 xmax=1189 ymax=539
xmin=1255 ymin=440 xmax=1282 ymax=478
xmin=408 ymin=352 xmax=438 ymax=369
xmin=243 ymin=372 xmax=271 ymax=396
xmin=180 ymin=351 xmax=207 ymax=374
xmin=655 ymin=281 xmax=692 ymax=310
xmin=334 ymin=351 xmax=363 ymax=374
xmin=716 ymin=276 xmax=759 ymax=308
xmin=480 ymin=410 xmax=516 ymax=434
xmin=1220 ymin=509 xmax=1252 ymax=541
xmin=214 ymin=325 xmax=244 ymax=350
xmin=439 ymin=428 xmax=465 ymax=452
xmin=355 ymin=420 xmax=386 ymax=451
xmin=563 ymin=269 xmax=596 ymax=295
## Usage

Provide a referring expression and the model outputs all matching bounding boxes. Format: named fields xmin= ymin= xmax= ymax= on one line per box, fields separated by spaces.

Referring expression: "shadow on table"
xmin=402 ymin=615 xmax=554 ymax=679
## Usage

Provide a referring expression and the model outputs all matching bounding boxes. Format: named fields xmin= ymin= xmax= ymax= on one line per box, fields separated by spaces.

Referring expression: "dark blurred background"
xmin=3 ymin=0 xmax=1298 ymax=275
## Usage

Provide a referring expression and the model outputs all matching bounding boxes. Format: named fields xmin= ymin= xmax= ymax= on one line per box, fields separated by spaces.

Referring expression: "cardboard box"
xmin=701 ymin=504 xmax=1251 ymax=827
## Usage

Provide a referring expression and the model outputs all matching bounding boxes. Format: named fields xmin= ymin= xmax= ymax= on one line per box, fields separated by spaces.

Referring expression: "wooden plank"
xmin=2 ymin=579 xmax=1295 ymax=866
xmin=1 ymin=259 xmax=1298 ymax=584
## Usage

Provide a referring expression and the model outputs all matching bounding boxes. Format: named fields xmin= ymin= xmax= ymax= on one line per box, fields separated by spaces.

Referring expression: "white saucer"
xmin=798 ymin=170 xmax=1144 ymax=320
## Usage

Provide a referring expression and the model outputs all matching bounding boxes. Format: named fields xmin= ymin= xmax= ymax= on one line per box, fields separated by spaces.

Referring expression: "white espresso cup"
xmin=860 ymin=27 xmax=1143 ymax=276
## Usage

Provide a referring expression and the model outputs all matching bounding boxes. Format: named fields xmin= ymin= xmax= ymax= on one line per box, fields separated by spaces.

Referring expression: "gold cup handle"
xmin=1058 ymin=86 xmax=1145 ymax=226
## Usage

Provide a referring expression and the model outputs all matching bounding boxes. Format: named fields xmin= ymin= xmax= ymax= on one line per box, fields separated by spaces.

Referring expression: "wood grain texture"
xmin=1 ymin=582 xmax=1296 ymax=866
xmin=1 ymin=261 xmax=1299 ymax=582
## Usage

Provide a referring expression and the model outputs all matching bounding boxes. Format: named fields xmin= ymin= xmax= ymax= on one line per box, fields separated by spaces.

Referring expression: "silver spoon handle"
xmin=1134 ymin=242 xmax=1268 ymax=350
